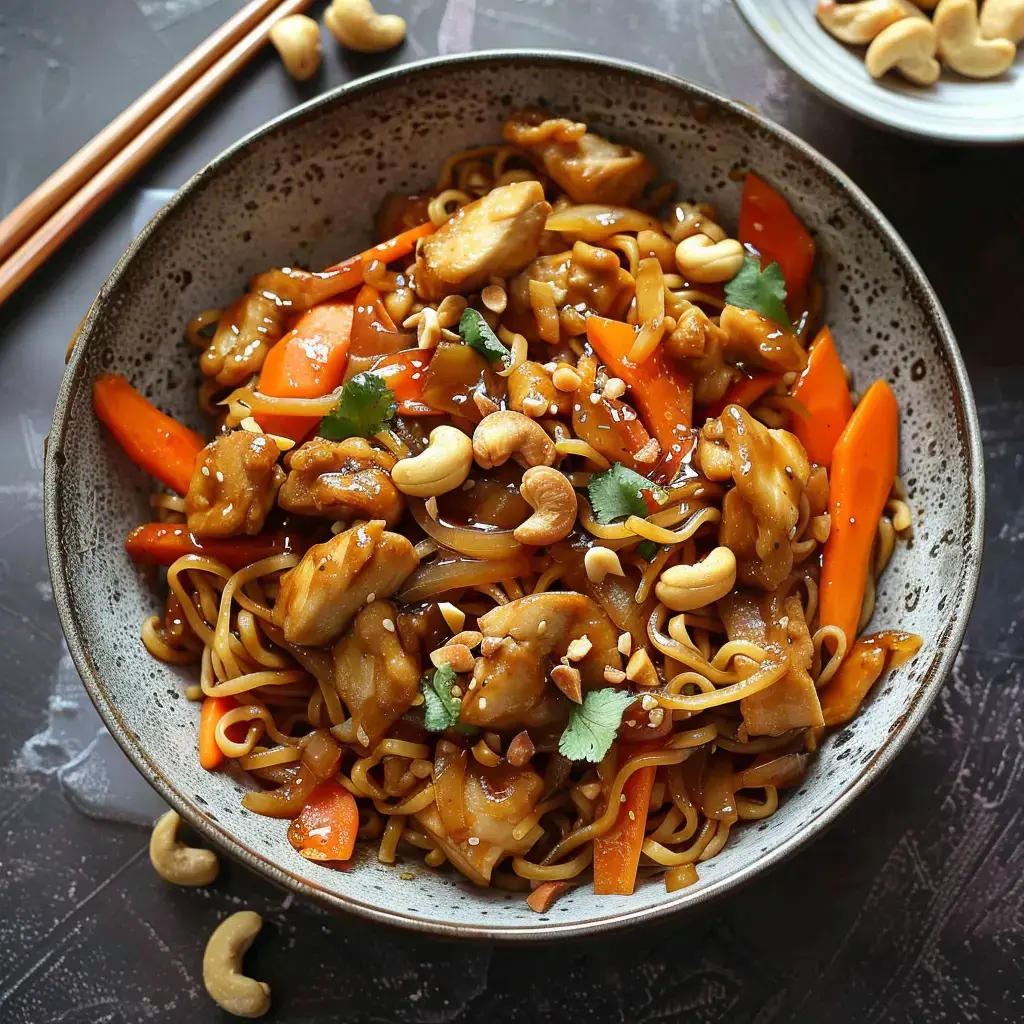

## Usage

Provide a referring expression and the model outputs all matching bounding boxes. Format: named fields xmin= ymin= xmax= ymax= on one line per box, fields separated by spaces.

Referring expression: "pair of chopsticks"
xmin=0 ymin=0 xmax=314 ymax=309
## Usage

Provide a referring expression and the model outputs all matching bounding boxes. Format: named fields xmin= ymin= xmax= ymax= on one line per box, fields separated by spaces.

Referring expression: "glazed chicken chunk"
xmin=185 ymin=430 xmax=284 ymax=538
xmin=278 ymin=437 xmax=404 ymax=527
xmin=703 ymin=406 xmax=811 ymax=590
xmin=460 ymin=592 xmax=619 ymax=729
xmin=199 ymin=292 xmax=289 ymax=387
xmin=333 ymin=599 xmax=422 ymax=748
xmin=414 ymin=181 xmax=551 ymax=300
xmin=503 ymin=110 xmax=655 ymax=206
xmin=273 ymin=520 xmax=419 ymax=646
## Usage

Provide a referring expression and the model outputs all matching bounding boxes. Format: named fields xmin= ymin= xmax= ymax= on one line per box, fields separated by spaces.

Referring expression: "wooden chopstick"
xmin=0 ymin=0 xmax=314 ymax=309
xmin=0 ymin=0 xmax=286 ymax=267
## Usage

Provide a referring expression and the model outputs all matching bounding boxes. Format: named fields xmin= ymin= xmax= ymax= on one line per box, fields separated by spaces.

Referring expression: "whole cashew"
xmin=268 ymin=14 xmax=322 ymax=81
xmin=514 ymin=466 xmax=577 ymax=546
xmin=980 ymin=0 xmax=1024 ymax=42
xmin=815 ymin=0 xmax=913 ymax=44
xmin=391 ymin=425 xmax=473 ymax=497
xmin=472 ymin=411 xmax=556 ymax=470
xmin=865 ymin=18 xmax=942 ymax=83
xmin=655 ymin=547 xmax=738 ymax=612
xmin=203 ymin=912 xmax=271 ymax=1018
xmin=324 ymin=0 xmax=406 ymax=53
xmin=935 ymin=0 xmax=1017 ymax=76
xmin=674 ymin=234 xmax=745 ymax=284
xmin=149 ymin=810 xmax=219 ymax=886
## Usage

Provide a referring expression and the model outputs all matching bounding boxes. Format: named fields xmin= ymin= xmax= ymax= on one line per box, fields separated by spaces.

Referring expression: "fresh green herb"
xmin=459 ymin=307 xmax=510 ymax=365
xmin=587 ymin=462 xmax=667 ymax=525
xmin=723 ymin=255 xmax=793 ymax=332
xmin=636 ymin=540 xmax=659 ymax=562
xmin=319 ymin=372 xmax=397 ymax=441
xmin=420 ymin=664 xmax=477 ymax=735
xmin=558 ymin=687 xmax=637 ymax=763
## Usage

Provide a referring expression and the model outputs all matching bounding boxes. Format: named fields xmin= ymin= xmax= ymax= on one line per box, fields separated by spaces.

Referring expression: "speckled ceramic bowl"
xmin=45 ymin=51 xmax=984 ymax=940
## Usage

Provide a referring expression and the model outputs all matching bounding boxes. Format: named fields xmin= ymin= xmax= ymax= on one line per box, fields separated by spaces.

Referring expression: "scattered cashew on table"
xmin=204 ymin=912 xmax=272 ymax=1018
xmin=816 ymin=0 xmax=1022 ymax=84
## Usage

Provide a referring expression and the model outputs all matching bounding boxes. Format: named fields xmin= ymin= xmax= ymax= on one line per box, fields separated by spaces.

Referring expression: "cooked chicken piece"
xmin=461 ymin=592 xmax=619 ymax=729
xmin=508 ymin=360 xmax=572 ymax=418
xmin=719 ymin=590 xmax=823 ymax=737
xmin=332 ymin=600 xmax=422 ymax=748
xmin=414 ymin=182 xmax=551 ymax=300
xmin=413 ymin=760 xmax=543 ymax=885
xmin=665 ymin=306 xmax=734 ymax=407
xmin=564 ymin=242 xmax=633 ymax=319
xmin=199 ymin=293 xmax=289 ymax=387
xmin=273 ymin=520 xmax=419 ymax=646
xmin=719 ymin=305 xmax=808 ymax=373
xmin=711 ymin=407 xmax=810 ymax=590
xmin=185 ymin=430 xmax=284 ymax=538
xmin=278 ymin=437 xmax=404 ymax=526
xmin=509 ymin=252 xmax=571 ymax=314
xmin=503 ymin=111 xmax=655 ymax=207
xmin=249 ymin=265 xmax=349 ymax=312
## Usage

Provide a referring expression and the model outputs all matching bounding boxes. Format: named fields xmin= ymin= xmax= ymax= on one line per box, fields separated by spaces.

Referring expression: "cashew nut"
xmin=203 ymin=912 xmax=271 ymax=1018
xmin=815 ymin=0 xmax=912 ymax=44
xmin=674 ymin=234 xmax=745 ymax=285
xmin=149 ymin=810 xmax=219 ymax=886
xmin=269 ymin=14 xmax=322 ymax=81
xmin=980 ymin=0 xmax=1024 ymax=42
xmin=865 ymin=17 xmax=942 ymax=83
xmin=514 ymin=466 xmax=577 ymax=546
xmin=324 ymin=0 xmax=406 ymax=53
xmin=391 ymin=425 xmax=473 ymax=497
xmin=472 ymin=410 xmax=556 ymax=469
xmin=935 ymin=0 xmax=1017 ymax=77
xmin=655 ymin=546 xmax=738 ymax=612
xmin=584 ymin=545 xmax=625 ymax=584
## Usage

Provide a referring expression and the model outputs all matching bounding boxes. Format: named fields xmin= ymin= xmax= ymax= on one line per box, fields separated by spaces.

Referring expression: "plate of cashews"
xmin=733 ymin=0 xmax=1024 ymax=142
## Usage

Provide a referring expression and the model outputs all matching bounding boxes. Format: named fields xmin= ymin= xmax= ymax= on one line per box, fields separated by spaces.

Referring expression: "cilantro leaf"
xmin=459 ymin=307 xmax=510 ymax=365
xmin=587 ymin=462 xmax=667 ymax=524
xmin=636 ymin=540 xmax=659 ymax=562
xmin=420 ymin=664 xmax=477 ymax=735
xmin=723 ymin=256 xmax=793 ymax=332
xmin=558 ymin=687 xmax=637 ymax=763
xmin=319 ymin=372 xmax=396 ymax=441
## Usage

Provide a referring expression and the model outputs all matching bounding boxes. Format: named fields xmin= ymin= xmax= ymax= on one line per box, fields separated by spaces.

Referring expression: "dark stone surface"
xmin=1 ymin=1 xmax=1021 ymax=1021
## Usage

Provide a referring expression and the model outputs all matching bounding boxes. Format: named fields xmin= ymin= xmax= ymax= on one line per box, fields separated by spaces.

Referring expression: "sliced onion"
xmin=433 ymin=741 xmax=470 ymax=841
xmin=738 ymin=752 xmax=809 ymax=791
xmin=546 ymin=205 xmax=662 ymax=243
xmin=398 ymin=551 xmax=534 ymax=603
xmin=411 ymin=500 xmax=522 ymax=559
xmin=221 ymin=385 xmax=342 ymax=418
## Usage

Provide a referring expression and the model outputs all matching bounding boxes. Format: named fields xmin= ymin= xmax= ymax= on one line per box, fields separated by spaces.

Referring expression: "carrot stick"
xmin=526 ymin=881 xmax=574 ymax=913
xmin=287 ymin=779 xmax=359 ymax=861
xmin=125 ymin=523 xmax=301 ymax=570
xmin=199 ymin=696 xmax=238 ymax=770
xmin=321 ymin=221 xmax=434 ymax=295
xmin=593 ymin=763 xmax=656 ymax=896
xmin=739 ymin=172 xmax=816 ymax=299
xmin=254 ymin=299 xmax=355 ymax=441
xmin=586 ymin=315 xmax=693 ymax=479
xmin=93 ymin=373 xmax=205 ymax=495
xmin=704 ymin=371 xmax=780 ymax=420
xmin=819 ymin=380 xmax=899 ymax=648
xmin=789 ymin=326 xmax=853 ymax=467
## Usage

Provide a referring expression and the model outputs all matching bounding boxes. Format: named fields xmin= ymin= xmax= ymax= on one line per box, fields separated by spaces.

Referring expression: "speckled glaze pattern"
xmin=45 ymin=52 xmax=983 ymax=940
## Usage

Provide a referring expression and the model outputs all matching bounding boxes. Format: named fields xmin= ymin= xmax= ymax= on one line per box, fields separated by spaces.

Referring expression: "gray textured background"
xmin=1 ymin=1 xmax=1022 ymax=1021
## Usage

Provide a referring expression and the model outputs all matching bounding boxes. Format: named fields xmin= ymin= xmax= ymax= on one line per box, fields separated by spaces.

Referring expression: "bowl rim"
xmin=45 ymin=48 xmax=985 ymax=942
xmin=731 ymin=0 xmax=1024 ymax=146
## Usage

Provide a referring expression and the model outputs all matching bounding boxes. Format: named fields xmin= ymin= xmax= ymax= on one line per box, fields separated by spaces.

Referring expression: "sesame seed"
xmin=537 ymin=620 xmax=547 ymax=636
xmin=641 ymin=694 xmax=658 ymax=711
xmin=450 ymin=685 xmax=462 ymax=698
xmin=589 ymin=392 xmax=601 ymax=405
xmin=549 ymin=403 xmax=559 ymax=416
xmin=478 ymin=697 xmax=487 ymax=709
xmin=382 ymin=618 xmax=395 ymax=632
xmin=626 ymin=719 xmax=636 ymax=727
xmin=201 ymin=465 xmax=210 ymax=477
xmin=628 ymin=810 xmax=636 ymax=821
xmin=366 ymin=592 xmax=376 ymax=603
xmin=215 ymin=471 xmax=224 ymax=483
xmin=467 ymin=837 xmax=480 ymax=846
xmin=620 ymin=793 xmax=627 ymax=803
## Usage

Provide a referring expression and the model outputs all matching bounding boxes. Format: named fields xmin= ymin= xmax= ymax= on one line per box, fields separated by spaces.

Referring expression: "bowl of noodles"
xmin=46 ymin=51 xmax=983 ymax=938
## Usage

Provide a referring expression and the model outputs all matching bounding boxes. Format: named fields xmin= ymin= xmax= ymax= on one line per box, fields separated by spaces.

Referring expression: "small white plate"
xmin=734 ymin=0 xmax=1024 ymax=144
